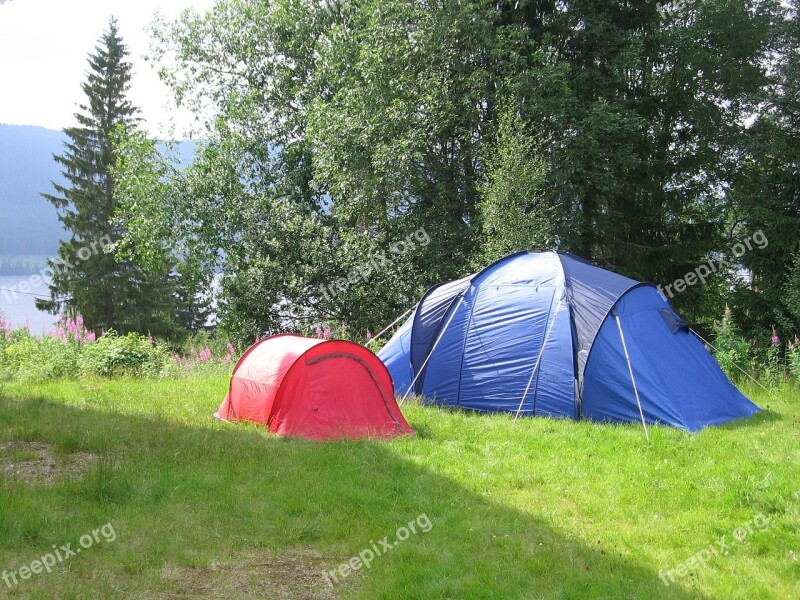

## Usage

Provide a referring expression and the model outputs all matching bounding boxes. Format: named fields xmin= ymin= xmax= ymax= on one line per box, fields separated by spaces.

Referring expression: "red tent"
xmin=215 ymin=334 xmax=413 ymax=440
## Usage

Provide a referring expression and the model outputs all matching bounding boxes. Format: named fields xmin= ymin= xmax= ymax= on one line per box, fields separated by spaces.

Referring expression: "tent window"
xmin=658 ymin=308 xmax=687 ymax=333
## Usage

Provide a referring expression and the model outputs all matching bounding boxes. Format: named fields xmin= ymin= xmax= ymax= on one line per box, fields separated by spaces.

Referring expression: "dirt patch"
xmin=161 ymin=549 xmax=349 ymax=599
xmin=0 ymin=441 xmax=98 ymax=485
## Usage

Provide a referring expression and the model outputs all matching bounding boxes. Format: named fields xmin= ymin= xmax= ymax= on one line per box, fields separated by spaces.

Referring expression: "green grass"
xmin=0 ymin=377 xmax=797 ymax=598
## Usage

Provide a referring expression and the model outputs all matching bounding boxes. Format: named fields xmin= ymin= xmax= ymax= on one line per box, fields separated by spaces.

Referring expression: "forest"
xmin=106 ymin=0 xmax=799 ymax=358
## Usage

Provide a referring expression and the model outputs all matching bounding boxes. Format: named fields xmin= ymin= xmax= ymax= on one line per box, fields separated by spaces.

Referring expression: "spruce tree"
xmin=730 ymin=1 xmax=800 ymax=341
xmin=38 ymin=18 xmax=178 ymax=336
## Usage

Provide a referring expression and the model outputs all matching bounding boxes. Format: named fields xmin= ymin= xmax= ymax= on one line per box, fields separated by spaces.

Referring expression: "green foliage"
xmin=176 ymin=330 xmax=238 ymax=361
xmin=729 ymin=0 xmax=800 ymax=342
xmin=762 ymin=341 xmax=784 ymax=387
xmin=0 ymin=319 xmax=236 ymax=382
xmin=110 ymin=0 xmax=784 ymax=345
xmin=712 ymin=307 xmax=752 ymax=381
xmin=784 ymin=250 xmax=800 ymax=325
xmin=1 ymin=334 xmax=81 ymax=382
xmin=39 ymin=18 xmax=184 ymax=338
xmin=78 ymin=332 xmax=167 ymax=378
xmin=788 ymin=336 xmax=800 ymax=382
xmin=111 ymin=127 xmax=213 ymax=336
xmin=160 ymin=330 xmax=238 ymax=378
xmin=477 ymin=105 xmax=555 ymax=264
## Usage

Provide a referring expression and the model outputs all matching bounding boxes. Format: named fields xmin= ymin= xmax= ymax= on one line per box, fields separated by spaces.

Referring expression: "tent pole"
xmin=401 ymin=295 xmax=465 ymax=405
xmin=615 ymin=313 xmax=651 ymax=444
xmin=366 ymin=306 xmax=415 ymax=347
xmin=513 ymin=298 xmax=562 ymax=425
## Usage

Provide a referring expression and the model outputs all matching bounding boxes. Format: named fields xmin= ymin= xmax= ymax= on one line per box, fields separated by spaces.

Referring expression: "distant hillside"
xmin=0 ymin=124 xmax=66 ymax=260
xmin=0 ymin=123 xmax=194 ymax=274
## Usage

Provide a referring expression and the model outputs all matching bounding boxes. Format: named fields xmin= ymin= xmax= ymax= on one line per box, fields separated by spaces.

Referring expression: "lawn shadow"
xmin=715 ymin=407 xmax=781 ymax=431
xmin=0 ymin=393 xmax=714 ymax=599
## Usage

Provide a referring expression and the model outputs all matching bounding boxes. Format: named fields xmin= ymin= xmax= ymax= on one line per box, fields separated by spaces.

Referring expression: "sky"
xmin=0 ymin=0 xmax=215 ymax=137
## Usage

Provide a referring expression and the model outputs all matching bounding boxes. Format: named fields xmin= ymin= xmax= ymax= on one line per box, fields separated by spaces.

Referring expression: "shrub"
xmin=761 ymin=328 xmax=785 ymax=386
xmin=1 ymin=316 xmax=87 ymax=381
xmin=78 ymin=331 xmax=168 ymax=377
xmin=1 ymin=333 xmax=81 ymax=381
xmin=0 ymin=316 xmax=238 ymax=382
xmin=788 ymin=336 xmax=800 ymax=383
xmin=712 ymin=306 xmax=752 ymax=381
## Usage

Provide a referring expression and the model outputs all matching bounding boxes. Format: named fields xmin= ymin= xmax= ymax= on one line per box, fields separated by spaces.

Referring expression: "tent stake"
xmin=401 ymin=295 xmax=465 ymax=404
xmin=615 ymin=313 xmax=651 ymax=444
xmin=513 ymin=297 xmax=562 ymax=425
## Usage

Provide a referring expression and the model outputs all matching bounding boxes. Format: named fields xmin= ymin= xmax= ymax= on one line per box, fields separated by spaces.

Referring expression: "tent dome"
xmin=378 ymin=251 xmax=760 ymax=432
xmin=217 ymin=334 xmax=413 ymax=440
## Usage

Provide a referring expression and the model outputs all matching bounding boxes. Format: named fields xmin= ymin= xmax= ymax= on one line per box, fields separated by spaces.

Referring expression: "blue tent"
xmin=378 ymin=251 xmax=760 ymax=433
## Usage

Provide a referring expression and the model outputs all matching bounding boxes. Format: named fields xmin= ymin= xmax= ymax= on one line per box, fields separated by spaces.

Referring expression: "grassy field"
xmin=0 ymin=377 xmax=797 ymax=599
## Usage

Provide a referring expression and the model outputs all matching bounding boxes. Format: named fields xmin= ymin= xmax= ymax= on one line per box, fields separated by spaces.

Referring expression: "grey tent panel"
xmin=410 ymin=275 xmax=473 ymax=391
xmin=557 ymin=254 xmax=640 ymax=395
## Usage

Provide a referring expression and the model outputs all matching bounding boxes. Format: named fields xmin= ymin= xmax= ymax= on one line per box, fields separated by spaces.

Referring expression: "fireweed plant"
xmin=0 ymin=316 xmax=237 ymax=381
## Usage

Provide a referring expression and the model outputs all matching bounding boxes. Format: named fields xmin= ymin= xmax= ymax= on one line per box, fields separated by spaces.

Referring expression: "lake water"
xmin=0 ymin=274 xmax=58 ymax=333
